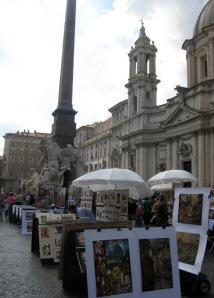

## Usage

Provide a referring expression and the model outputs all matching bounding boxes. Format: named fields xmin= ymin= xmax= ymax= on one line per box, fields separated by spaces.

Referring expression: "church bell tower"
xmin=126 ymin=23 xmax=160 ymax=117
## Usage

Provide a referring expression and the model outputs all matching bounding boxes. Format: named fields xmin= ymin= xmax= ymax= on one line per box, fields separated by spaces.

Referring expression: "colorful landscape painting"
xmin=176 ymin=232 xmax=200 ymax=265
xmin=178 ymin=194 xmax=203 ymax=225
xmin=139 ymin=238 xmax=173 ymax=292
xmin=93 ymin=238 xmax=132 ymax=297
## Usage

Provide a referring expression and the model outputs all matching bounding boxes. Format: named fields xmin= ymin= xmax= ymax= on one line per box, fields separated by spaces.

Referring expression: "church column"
xmin=210 ymin=129 xmax=214 ymax=187
xmin=135 ymin=145 xmax=139 ymax=174
xmin=192 ymin=133 xmax=198 ymax=186
xmin=167 ymin=140 xmax=172 ymax=170
xmin=205 ymin=129 xmax=210 ymax=186
xmin=198 ymin=131 xmax=205 ymax=186
xmin=142 ymin=145 xmax=148 ymax=181
xmin=172 ymin=138 xmax=179 ymax=169
xmin=136 ymin=145 xmax=143 ymax=177
xmin=208 ymin=38 xmax=214 ymax=79
xmin=151 ymin=144 xmax=157 ymax=177
xmin=129 ymin=57 xmax=133 ymax=79
xmin=122 ymin=149 xmax=128 ymax=169
xmin=187 ymin=50 xmax=196 ymax=87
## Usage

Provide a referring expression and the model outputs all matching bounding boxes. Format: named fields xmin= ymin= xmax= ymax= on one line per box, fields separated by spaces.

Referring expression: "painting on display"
xmin=76 ymin=247 xmax=86 ymax=273
xmin=26 ymin=210 xmax=36 ymax=220
xmin=52 ymin=224 xmax=63 ymax=262
xmin=96 ymin=190 xmax=128 ymax=222
xmin=134 ymin=227 xmax=181 ymax=298
xmin=27 ymin=222 xmax=33 ymax=233
xmin=176 ymin=231 xmax=199 ymax=265
xmin=139 ymin=238 xmax=173 ymax=292
xmin=57 ymin=187 xmax=66 ymax=207
xmin=85 ymin=227 xmax=180 ymax=298
xmin=75 ymin=232 xmax=86 ymax=273
xmin=38 ymin=225 xmax=53 ymax=259
xmin=85 ymin=229 xmax=138 ymax=298
xmin=175 ymin=228 xmax=208 ymax=274
xmin=173 ymin=187 xmax=210 ymax=275
xmin=21 ymin=209 xmax=36 ymax=235
xmin=173 ymin=187 xmax=210 ymax=231
xmin=93 ymin=238 xmax=132 ymax=296
xmin=178 ymin=194 xmax=203 ymax=225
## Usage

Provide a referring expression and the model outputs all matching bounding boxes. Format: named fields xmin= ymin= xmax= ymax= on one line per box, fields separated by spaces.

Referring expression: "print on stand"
xmin=178 ymin=194 xmax=203 ymax=225
xmin=21 ymin=208 xmax=36 ymax=234
xmin=85 ymin=229 xmax=138 ymax=298
xmin=134 ymin=227 xmax=181 ymax=298
xmin=52 ymin=224 xmax=63 ymax=262
xmin=173 ymin=187 xmax=210 ymax=231
xmin=139 ymin=238 xmax=173 ymax=292
xmin=173 ymin=187 xmax=210 ymax=274
xmin=96 ymin=190 xmax=128 ymax=222
xmin=93 ymin=239 xmax=132 ymax=296
xmin=38 ymin=225 xmax=53 ymax=259
xmin=85 ymin=227 xmax=180 ymax=298
xmin=176 ymin=228 xmax=208 ymax=274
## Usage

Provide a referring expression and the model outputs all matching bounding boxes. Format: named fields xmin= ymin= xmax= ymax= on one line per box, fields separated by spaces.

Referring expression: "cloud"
xmin=0 ymin=0 xmax=208 ymax=155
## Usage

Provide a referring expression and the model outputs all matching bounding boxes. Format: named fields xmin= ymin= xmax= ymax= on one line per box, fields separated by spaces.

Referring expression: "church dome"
xmin=194 ymin=0 xmax=214 ymax=37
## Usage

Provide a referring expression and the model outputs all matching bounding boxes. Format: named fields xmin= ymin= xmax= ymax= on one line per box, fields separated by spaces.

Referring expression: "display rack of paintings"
xmin=173 ymin=187 xmax=210 ymax=274
xmin=37 ymin=211 xmax=77 ymax=262
xmin=39 ymin=224 xmax=54 ymax=259
xmin=85 ymin=226 xmax=181 ymax=298
xmin=21 ymin=208 xmax=36 ymax=234
xmin=96 ymin=190 xmax=128 ymax=222
xmin=38 ymin=223 xmax=63 ymax=261
xmin=59 ymin=221 xmax=133 ymax=291
xmin=79 ymin=188 xmax=93 ymax=209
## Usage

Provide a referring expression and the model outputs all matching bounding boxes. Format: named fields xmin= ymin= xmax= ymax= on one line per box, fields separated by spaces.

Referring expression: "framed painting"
xmin=176 ymin=227 xmax=207 ymax=274
xmin=173 ymin=187 xmax=210 ymax=231
xmin=85 ymin=229 xmax=138 ymax=298
xmin=109 ymin=191 xmax=116 ymax=206
xmin=21 ymin=208 xmax=35 ymax=235
xmin=134 ymin=227 xmax=181 ymax=298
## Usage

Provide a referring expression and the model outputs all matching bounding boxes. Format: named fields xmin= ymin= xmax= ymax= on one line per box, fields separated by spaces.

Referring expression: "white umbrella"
xmin=147 ymin=169 xmax=198 ymax=186
xmin=150 ymin=183 xmax=173 ymax=191
xmin=72 ymin=168 xmax=152 ymax=199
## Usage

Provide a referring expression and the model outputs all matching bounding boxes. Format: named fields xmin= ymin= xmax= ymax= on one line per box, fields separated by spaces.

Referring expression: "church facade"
xmin=76 ymin=1 xmax=214 ymax=187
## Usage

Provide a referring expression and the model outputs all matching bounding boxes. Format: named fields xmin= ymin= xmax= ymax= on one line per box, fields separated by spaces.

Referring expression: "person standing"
xmin=4 ymin=193 xmax=16 ymax=220
xmin=156 ymin=194 xmax=168 ymax=226
xmin=142 ymin=197 xmax=151 ymax=225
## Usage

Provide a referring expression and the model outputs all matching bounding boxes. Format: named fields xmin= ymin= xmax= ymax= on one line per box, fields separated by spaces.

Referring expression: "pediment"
xmin=163 ymin=105 xmax=200 ymax=127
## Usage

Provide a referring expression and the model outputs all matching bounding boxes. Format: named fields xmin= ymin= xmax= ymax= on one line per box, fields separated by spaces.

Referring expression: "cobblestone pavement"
xmin=0 ymin=219 xmax=213 ymax=298
xmin=0 ymin=220 xmax=81 ymax=298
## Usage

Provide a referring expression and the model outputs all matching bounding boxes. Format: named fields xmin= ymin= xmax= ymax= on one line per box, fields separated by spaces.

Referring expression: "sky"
xmin=0 ymin=0 xmax=208 ymax=155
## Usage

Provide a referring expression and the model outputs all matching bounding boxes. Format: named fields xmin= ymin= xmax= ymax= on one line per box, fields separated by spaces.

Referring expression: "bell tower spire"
xmin=126 ymin=22 xmax=160 ymax=117
xmin=52 ymin=0 xmax=77 ymax=148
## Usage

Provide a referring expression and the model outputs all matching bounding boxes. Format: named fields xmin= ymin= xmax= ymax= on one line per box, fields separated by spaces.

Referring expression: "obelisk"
xmin=52 ymin=0 xmax=77 ymax=148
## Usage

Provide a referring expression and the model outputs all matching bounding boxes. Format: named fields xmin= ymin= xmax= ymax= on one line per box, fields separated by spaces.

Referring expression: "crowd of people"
xmin=0 ymin=189 xmax=171 ymax=227
xmin=134 ymin=193 xmax=170 ymax=227
xmin=0 ymin=192 xmax=36 ymax=220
